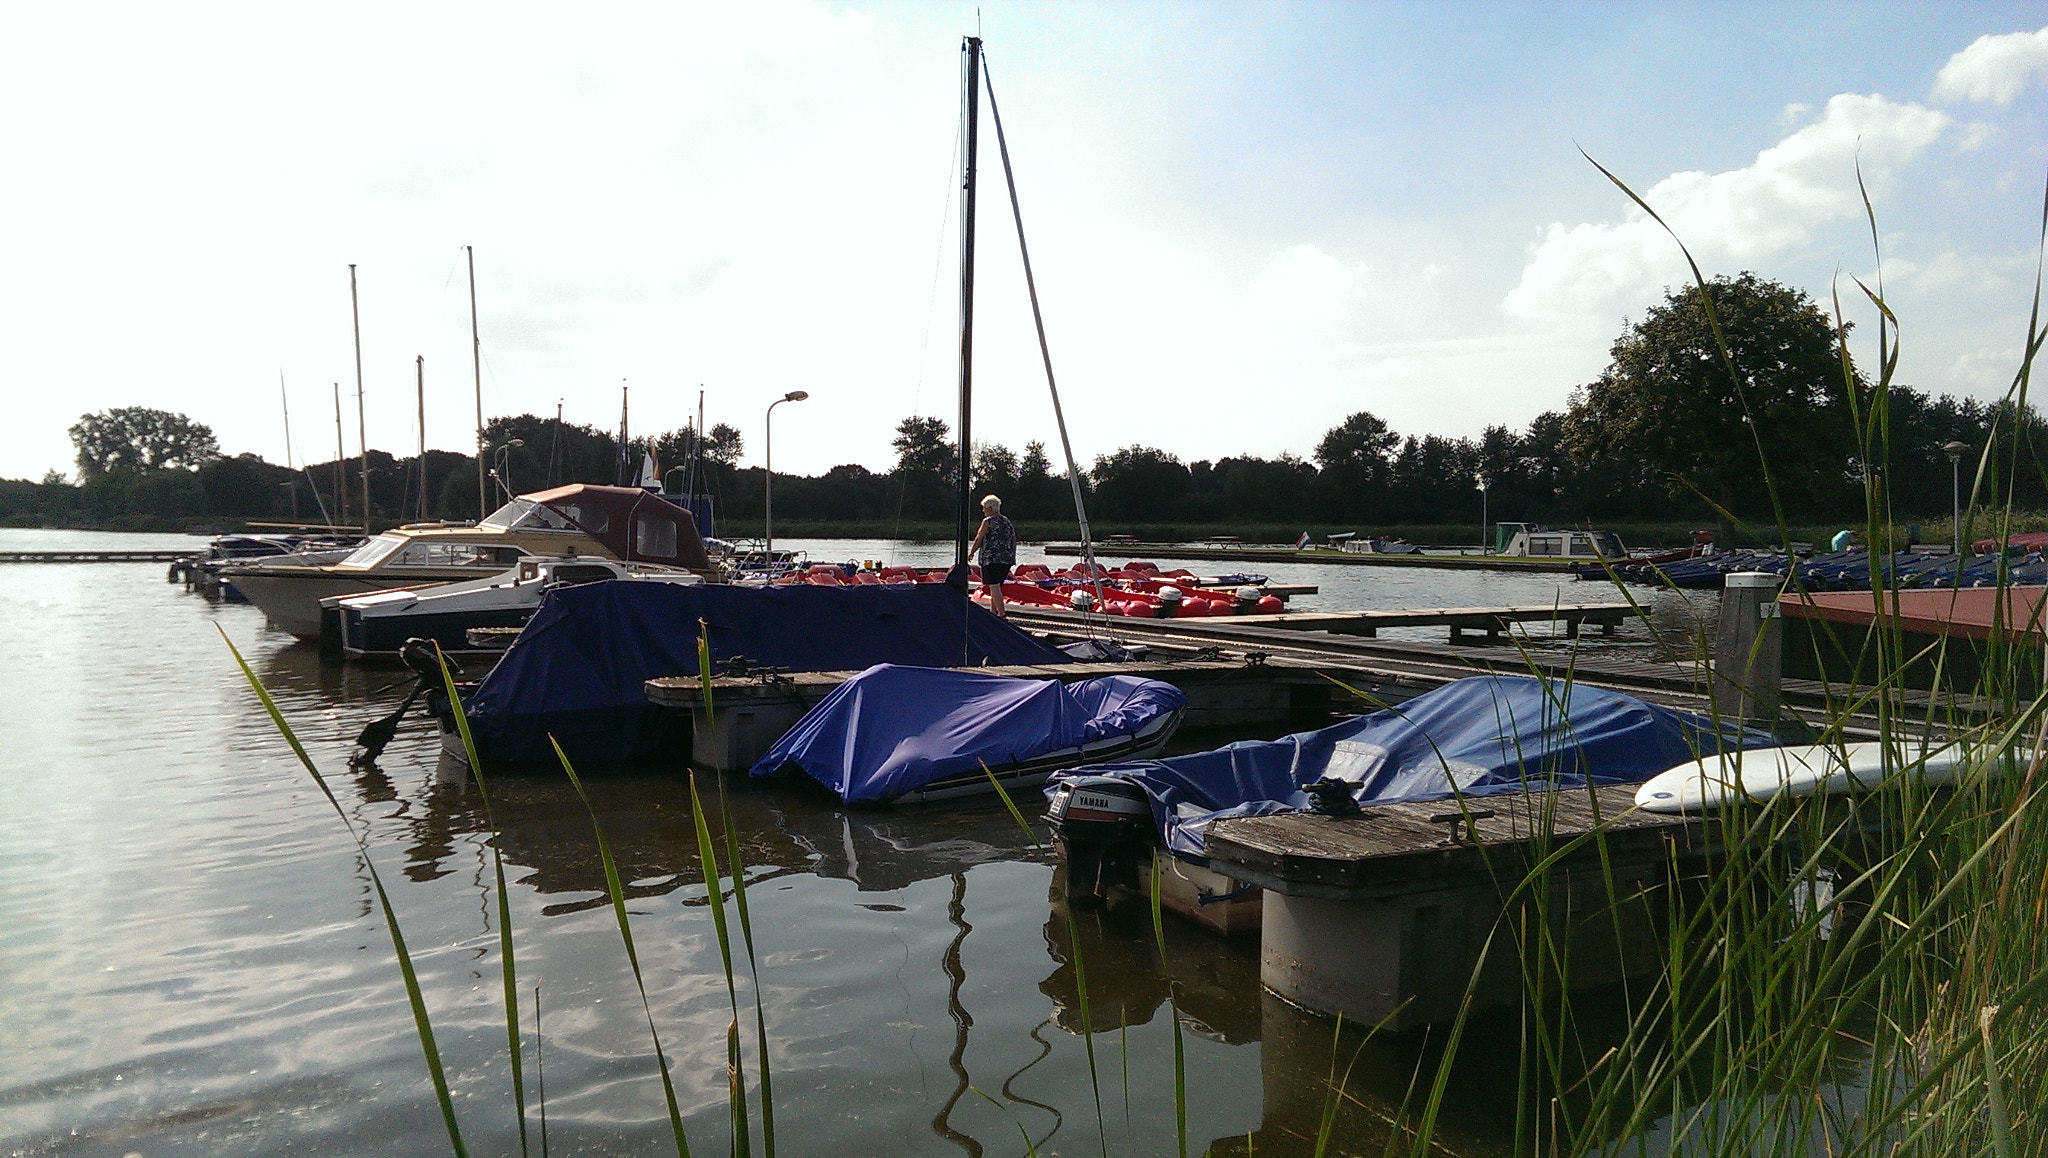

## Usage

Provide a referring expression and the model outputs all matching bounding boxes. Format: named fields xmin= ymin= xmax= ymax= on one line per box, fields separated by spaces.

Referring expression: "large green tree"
xmin=1565 ymin=273 xmax=1856 ymax=543
xmin=69 ymin=407 xmax=220 ymax=478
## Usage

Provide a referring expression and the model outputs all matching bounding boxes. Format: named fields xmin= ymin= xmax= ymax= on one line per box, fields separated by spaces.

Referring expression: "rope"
xmin=981 ymin=56 xmax=1110 ymax=640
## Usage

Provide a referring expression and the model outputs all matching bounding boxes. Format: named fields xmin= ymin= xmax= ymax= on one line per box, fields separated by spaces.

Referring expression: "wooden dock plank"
xmin=1203 ymin=783 xmax=1705 ymax=900
xmin=644 ymin=658 xmax=1264 ymax=708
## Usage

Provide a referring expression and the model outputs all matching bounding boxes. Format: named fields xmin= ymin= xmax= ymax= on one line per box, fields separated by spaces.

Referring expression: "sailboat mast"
xmin=416 ymin=356 xmax=427 ymax=522
xmin=468 ymin=246 xmax=485 ymax=520
xmin=350 ymin=264 xmax=369 ymax=536
xmin=333 ymin=382 xmax=347 ymax=526
xmin=954 ymin=35 xmax=982 ymax=570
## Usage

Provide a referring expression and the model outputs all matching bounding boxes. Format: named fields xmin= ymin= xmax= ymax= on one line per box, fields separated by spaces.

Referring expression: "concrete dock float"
xmin=1200 ymin=784 xmax=1701 ymax=1031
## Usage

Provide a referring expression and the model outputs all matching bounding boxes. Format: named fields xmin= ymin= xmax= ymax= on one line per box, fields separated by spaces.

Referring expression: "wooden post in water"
xmin=1713 ymin=571 xmax=1784 ymax=726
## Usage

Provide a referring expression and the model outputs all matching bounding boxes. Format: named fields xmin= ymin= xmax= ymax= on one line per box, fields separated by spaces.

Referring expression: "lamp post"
xmin=764 ymin=390 xmax=810 ymax=558
xmin=1476 ymin=475 xmax=1489 ymax=554
xmin=490 ymin=438 xmax=524 ymax=501
xmin=1943 ymin=440 xmax=1970 ymax=556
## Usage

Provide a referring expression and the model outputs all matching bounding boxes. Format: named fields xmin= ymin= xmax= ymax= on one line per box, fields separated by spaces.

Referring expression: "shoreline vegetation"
xmin=18 ymin=271 xmax=2047 ymax=551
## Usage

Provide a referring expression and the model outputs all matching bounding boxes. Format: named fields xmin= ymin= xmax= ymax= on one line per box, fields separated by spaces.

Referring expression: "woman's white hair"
xmin=980 ymin=495 xmax=1002 ymax=512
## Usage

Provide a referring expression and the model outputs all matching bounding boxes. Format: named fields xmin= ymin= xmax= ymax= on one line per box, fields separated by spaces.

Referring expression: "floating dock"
xmin=1201 ymin=783 xmax=1709 ymax=1031
xmin=1043 ymin=542 xmax=1587 ymax=572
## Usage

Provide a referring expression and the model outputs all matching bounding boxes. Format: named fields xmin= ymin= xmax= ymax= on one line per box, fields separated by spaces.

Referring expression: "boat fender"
xmin=1255 ymin=595 xmax=1283 ymax=614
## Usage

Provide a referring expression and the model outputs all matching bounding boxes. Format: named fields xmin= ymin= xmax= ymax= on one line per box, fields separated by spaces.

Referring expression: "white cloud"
xmin=1958 ymin=122 xmax=1997 ymax=151
xmin=1502 ymin=93 xmax=1948 ymax=325
xmin=1933 ymin=27 xmax=2048 ymax=105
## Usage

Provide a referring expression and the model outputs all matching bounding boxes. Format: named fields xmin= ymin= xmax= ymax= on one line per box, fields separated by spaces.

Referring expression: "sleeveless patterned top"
xmin=979 ymin=514 xmax=1016 ymax=566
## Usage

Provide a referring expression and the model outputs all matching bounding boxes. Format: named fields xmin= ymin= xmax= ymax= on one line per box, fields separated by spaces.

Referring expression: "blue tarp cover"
xmin=467 ymin=582 xmax=1069 ymax=763
xmin=1048 ymin=675 xmax=1778 ymax=858
xmin=750 ymin=664 xmax=1187 ymax=803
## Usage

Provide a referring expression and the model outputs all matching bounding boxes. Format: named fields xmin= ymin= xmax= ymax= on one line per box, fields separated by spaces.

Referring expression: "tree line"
xmin=6 ymin=275 xmax=2043 ymax=539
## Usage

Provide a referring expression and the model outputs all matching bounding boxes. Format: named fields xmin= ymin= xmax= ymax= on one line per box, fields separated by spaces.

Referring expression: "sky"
xmin=2 ymin=2 xmax=2046 ymax=484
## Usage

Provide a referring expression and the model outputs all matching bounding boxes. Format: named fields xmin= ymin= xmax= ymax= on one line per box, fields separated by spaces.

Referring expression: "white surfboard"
xmin=1634 ymin=742 xmax=1986 ymax=813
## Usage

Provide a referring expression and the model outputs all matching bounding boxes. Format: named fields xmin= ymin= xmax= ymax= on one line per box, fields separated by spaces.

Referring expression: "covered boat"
xmin=750 ymin=664 xmax=1186 ymax=805
xmin=448 ymin=581 xmax=1070 ymax=766
xmin=1046 ymin=675 xmax=1777 ymax=901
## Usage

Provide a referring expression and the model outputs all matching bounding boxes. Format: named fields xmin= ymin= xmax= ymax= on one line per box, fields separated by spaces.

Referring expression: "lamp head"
xmin=509 ymin=438 xmax=525 ymax=448
xmin=783 ymin=390 xmax=810 ymax=402
xmin=1942 ymin=440 xmax=1970 ymax=462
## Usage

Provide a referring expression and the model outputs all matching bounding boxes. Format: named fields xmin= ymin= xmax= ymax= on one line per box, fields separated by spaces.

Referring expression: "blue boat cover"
xmin=467 ymin=581 xmax=1069 ymax=763
xmin=1048 ymin=675 xmax=1778 ymax=858
xmin=750 ymin=664 xmax=1187 ymax=803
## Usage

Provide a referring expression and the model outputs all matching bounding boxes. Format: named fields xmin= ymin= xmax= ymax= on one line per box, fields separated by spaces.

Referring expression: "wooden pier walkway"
xmin=0 ymin=550 xmax=187 ymax=563
xmin=1045 ymin=541 xmax=1584 ymax=572
xmin=1013 ymin=602 xmax=1633 ymax=640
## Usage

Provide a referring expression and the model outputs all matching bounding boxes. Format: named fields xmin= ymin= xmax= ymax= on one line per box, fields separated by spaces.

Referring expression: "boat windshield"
xmin=479 ymin=499 xmax=576 ymax=531
xmin=338 ymin=535 xmax=407 ymax=569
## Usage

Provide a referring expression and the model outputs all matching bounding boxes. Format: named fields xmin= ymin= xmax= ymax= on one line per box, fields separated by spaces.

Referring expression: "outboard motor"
xmin=1069 ymin=588 xmax=1097 ymax=613
xmin=1047 ymin=774 xmax=1155 ymax=905
xmin=1232 ymin=585 xmax=1264 ymax=614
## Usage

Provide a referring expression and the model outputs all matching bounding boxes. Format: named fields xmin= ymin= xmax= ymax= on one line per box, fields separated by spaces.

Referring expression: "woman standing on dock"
xmin=970 ymin=494 xmax=1016 ymax=618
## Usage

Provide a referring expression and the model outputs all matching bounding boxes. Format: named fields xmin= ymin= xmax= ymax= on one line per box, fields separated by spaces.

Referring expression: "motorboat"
xmin=322 ymin=554 xmax=705 ymax=659
xmin=169 ymin=532 xmax=360 ymax=598
xmin=225 ymin=483 xmax=715 ymax=640
xmin=749 ymin=664 xmax=1186 ymax=805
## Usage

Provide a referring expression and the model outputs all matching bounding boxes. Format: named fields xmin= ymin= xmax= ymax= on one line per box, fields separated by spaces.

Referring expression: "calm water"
xmin=0 ymin=531 xmax=1705 ymax=1157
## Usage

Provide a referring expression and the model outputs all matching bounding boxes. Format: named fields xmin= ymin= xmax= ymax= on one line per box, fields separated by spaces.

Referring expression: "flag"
xmin=635 ymin=450 xmax=659 ymax=489
xmin=1295 ymin=531 xmax=1311 ymax=549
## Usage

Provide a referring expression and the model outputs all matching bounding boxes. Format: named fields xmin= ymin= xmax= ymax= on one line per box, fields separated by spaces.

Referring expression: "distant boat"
xmin=1492 ymin=522 xmax=1627 ymax=559
xmin=226 ymin=483 xmax=714 ymax=639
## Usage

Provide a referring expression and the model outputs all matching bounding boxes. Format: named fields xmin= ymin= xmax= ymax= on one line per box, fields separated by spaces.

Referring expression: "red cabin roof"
xmin=1780 ymin=586 xmax=2048 ymax=641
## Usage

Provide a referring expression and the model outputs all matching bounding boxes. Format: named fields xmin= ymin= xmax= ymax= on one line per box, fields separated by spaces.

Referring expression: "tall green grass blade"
xmin=1147 ymin=856 xmax=1188 ymax=1158
xmin=550 ymin=736 xmax=693 ymax=1158
xmin=434 ymin=643 xmax=530 ymax=1158
xmin=696 ymin=618 xmax=776 ymax=1158
xmin=687 ymin=771 xmax=751 ymax=1158
xmin=219 ymin=626 xmax=470 ymax=1158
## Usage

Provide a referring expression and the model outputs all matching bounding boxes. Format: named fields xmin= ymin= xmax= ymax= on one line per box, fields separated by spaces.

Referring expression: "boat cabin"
xmin=340 ymin=484 xmax=715 ymax=574
xmin=1493 ymin=522 xmax=1625 ymax=559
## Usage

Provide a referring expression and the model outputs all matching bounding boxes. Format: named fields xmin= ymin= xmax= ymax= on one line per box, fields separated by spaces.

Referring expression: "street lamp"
xmin=1476 ymin=475 xmax=1489 ymax=555
xmin=764 ymin=390 xmax=810 ymax=558
xmin=490 ymin=438 xmax=525 ymax=500
xmin=1943 ymin=440 xmax=1970 ymax=556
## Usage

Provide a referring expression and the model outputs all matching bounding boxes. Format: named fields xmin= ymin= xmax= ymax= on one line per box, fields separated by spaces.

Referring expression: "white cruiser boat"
xmin=228 ymin=483 xmax=715 ymax=640
xmin=324 ymin=554 xmax=703 ymax=659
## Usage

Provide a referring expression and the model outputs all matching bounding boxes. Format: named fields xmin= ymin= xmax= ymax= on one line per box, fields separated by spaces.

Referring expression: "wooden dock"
xmin=1044 ymin=541 xmax=1585 ymax=572
xmin=0 ymin=550 xmax=188 ymax=563
xmin=1013 ymin=602 xmax=1634 ymax=641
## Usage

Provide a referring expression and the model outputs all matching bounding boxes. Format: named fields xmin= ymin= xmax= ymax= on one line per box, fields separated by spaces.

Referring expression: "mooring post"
xmin=1713 ymin=571 xmax=1784 ymax=725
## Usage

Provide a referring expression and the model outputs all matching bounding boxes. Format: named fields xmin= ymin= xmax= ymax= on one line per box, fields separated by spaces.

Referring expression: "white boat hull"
xmin=1633 ymin=741 xmax=2013 ymax=813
